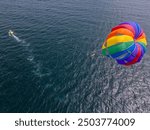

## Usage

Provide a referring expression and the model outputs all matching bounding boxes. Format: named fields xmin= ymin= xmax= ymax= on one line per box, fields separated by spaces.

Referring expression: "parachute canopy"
xmin=101 ymin=22 xmax=147 ymax=66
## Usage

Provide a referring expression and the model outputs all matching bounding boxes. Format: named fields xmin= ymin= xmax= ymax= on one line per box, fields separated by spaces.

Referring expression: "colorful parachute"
xmin=101 ymin=22 xmax=147 ymax=66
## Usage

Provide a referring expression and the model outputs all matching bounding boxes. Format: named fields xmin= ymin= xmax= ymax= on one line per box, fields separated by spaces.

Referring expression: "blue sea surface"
xmin=0 ymin=0 xmax=150 ymax=112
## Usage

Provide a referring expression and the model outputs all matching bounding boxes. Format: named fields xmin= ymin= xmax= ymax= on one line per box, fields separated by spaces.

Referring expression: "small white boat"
xmin=8 ymin=30 xmax=14 ymax=37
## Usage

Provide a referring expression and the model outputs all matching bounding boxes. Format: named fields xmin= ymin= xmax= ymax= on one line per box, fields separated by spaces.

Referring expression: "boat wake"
xmin=8 ymin=30 xmax=43 ymax=78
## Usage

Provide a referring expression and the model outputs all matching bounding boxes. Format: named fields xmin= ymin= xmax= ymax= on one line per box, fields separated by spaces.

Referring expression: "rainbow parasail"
xmin=101 ymin=22 xmax=147 ymax=66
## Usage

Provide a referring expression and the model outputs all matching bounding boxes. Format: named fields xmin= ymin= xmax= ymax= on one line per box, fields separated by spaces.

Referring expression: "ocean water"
xmin=0 ymin=0 xmax=150 ymax=112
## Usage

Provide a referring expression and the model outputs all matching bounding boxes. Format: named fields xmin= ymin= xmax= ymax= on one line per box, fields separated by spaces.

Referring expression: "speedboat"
xmin=8 ymin=30 xmax=14 ymax=37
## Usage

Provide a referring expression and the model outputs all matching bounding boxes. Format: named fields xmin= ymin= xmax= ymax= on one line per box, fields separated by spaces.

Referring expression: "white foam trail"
xmin=11 ymin=34 xmax=22 ymax=42
xmin=9 ymin=32 xmax=45 ymax=78
xmin=27 ymin=55 xmax=34 ymax=61
xmin=9 ymin=32 xmax=51 ymax=78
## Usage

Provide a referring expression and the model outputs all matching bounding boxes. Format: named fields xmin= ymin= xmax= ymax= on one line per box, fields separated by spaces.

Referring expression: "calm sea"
xmin=0 ymin=0 xmax=150 ymax=112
